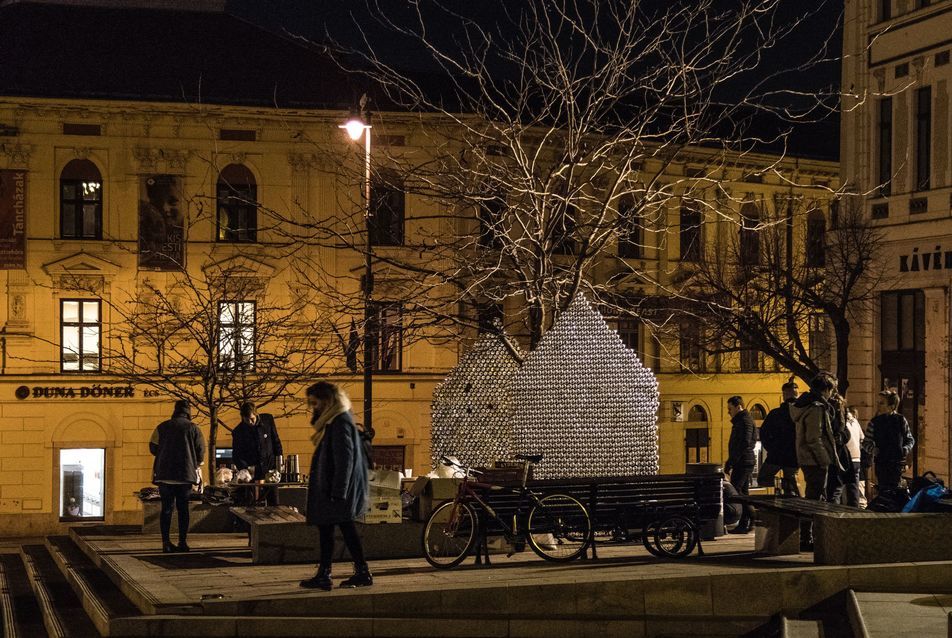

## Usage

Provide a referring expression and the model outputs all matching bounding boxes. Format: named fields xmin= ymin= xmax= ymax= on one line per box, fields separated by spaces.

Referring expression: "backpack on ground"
xmin=866 ymin=486 xmax=910 ymax=513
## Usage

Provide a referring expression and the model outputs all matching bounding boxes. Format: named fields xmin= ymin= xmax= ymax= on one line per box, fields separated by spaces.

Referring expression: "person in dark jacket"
xmin=300 ymin=381 xmax=370 ymax=591
xmin=824 ymin=392 xmax=852 ymax=504
xmin=232 ymin=402 xmax=284 ymax=505
xmin=862 ymin=390 xmax=915 ymax=491
xmin=725 ymin=395 xmax=757 ymax=534
xmin=149 ymin=399 xmax=205 ymax=553
xmin=757 ymin=381 xmax=801 ymax=496
xmin=789 ymin=372 xmax=838 ymax=550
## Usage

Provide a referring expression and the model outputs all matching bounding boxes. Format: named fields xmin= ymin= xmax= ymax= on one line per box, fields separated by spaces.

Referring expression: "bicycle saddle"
xmin=515 ymin=453 xmax=543 ymax=463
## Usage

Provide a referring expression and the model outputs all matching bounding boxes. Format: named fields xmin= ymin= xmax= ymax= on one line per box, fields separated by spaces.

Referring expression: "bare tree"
xmin=266 ymin=0 xmax=838 ymax=356
xmin=670 ymin=195 xmax=886 ymax=396
xmin=71 ymin=261 xmax=336 ymax=484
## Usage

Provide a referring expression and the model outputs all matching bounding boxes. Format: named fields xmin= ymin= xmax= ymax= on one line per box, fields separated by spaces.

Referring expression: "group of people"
xmin=148 ymin=382 xmax=373 ymax=590
xmin=725 ymin=372 xmax=915 ymax=546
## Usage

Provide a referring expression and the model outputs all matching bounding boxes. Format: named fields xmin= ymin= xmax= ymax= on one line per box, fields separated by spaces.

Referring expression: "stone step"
xmin=852 ymin=591 xmax=952 ymax=637
xmin=0 ymin=552 xmax=49 ymax=638
xmin=781 ymin=617 xmax=822 ymax=638
xmin=20 ymin=544 xmax=99 ymax=638
xmin=45 ymin=536 xmax=145 ymax=637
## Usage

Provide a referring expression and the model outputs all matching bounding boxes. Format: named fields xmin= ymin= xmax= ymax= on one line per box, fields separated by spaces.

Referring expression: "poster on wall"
xmin=138 ymin=174 xmax=185 ymax=270
xmin=0 ymin=170 xmax=26 ymax=269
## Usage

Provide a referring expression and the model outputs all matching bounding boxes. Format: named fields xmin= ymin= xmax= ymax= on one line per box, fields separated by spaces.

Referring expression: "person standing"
xmin=300 ymin=382 xmax=371 ymax=590
xmin=824 ymin=392 xmax=852 ymax=504
xmin=790 ymin=372 xmax=838 ymax=550
xmin=843 ymin=406 xmax=865 ymax=506
xmin=232 ymin=402 xmax=284 ymax=505
xmin=862 ymin=390 xmax=915 ymax=492
xmin=725 ymin=396 xmax=757 ymax=534
xmin=149 ymin=399 xmax=205 ymax=553
xmin=757 ymin=381 xmax=801 ymax=496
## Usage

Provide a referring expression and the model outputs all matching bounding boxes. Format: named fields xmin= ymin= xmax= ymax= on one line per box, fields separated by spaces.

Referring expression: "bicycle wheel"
xmin=422 ymin=501 xmax=478 ymax=569
xmin=526 ymin=494 xmax=591 ymax=562
xmin=651 ymin=515 xmax=698 ymax=559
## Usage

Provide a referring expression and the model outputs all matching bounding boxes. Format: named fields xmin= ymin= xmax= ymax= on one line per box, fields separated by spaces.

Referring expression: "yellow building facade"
xmin=0 ymin=2 xmax=838 ymax=536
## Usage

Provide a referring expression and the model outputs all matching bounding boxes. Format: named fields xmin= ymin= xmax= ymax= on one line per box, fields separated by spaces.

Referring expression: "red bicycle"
xmin=421 ymin=454 xmax=592 ymax=569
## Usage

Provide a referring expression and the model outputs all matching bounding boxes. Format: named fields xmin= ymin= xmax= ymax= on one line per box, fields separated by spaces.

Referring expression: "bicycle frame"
xmin=443 ymin=460 xmax=544 ymax=541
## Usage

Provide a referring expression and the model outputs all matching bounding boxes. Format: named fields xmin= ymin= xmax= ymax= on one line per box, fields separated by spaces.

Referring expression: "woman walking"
xmin=299 ymin=381 xmax=372 ymax=590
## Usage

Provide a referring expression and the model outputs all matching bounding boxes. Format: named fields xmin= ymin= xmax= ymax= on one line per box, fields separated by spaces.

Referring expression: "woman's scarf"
xmin=310 ymin=390 xmax=352 ymax=446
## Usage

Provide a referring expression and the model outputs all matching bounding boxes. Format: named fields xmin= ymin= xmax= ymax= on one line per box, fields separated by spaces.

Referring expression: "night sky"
xmin=230 ymin=0 xmax=844 ymax=160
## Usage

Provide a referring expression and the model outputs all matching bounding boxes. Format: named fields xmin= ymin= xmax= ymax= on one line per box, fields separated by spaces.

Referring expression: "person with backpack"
xmin=862 ymin=390 xmax=915 ymax=491
xmin=725 ymin=396 xmax=757 ymax=534
xmin=757 ymin=380 xmax=800 ymax=496
xmin=789 ymin=372 xmax=839 ymax=550
xmin=300 ymin=381 xmax=372 ymax=591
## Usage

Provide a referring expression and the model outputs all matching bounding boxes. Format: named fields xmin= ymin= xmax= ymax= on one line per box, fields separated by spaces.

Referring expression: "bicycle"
xmin=421 ymin=454 xmax=592 ymax=569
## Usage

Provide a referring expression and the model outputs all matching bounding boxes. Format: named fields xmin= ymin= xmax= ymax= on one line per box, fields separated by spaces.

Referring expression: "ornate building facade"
xmin=0 ymin=0 xmax=838 ymax=535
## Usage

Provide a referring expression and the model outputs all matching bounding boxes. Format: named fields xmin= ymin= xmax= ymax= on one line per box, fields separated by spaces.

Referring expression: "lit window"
xmin=219 ymin=301 xmax=256 ymax=370
xmin=60 ymin=448 xmax=105 ymax=521
xmin=60 ymin=159 xmax=103 ymax=240
xmin=61 ymin=300 xmax=101 ymax=372
xmin=217 ymin=164 xmax=257 ymax=242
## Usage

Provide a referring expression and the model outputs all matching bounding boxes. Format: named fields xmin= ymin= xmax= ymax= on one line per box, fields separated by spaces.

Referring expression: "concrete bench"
xmin=731 ymin=496 xmax=858 ymax=556
xmin=813 ymin=511 xmax=952 ymax=565
xmin=251 ymin=521 xmax=424 ymax=564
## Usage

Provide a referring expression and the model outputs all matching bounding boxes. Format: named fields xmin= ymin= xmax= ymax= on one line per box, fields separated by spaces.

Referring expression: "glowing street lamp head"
xmin=343 ymin=119 xmax=366 ymax=141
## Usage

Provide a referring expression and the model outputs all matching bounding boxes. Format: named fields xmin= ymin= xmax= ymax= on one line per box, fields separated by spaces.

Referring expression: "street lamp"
xmin=340 ymin=94 xmax=375 ymax=436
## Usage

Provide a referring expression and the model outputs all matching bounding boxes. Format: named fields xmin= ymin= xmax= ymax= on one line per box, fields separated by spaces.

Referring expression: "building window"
xmin=617 ymin=318 xmax=641 ymax=357
xmin=477 ymin=193 xmax=506 ymax=249
xmin=61 ymin=300 xmax=101 ymax=372
xmin=217 ymin=164 xmax=257 ymax=242
xmin=618 ymin=198 xmax=643 ymax=258
xmin=685 ymin=428 xmax=710 ymax=465
xmin=679 ymin=204 xmax=702 ymax=262
xmin=679 ymin=318 xmax=705 ymax=372
xmin=739 ymin=336 xmax=763 ymax=372
xmin=879 ymin=0 xmax=891 ymax=20
xmin=881 ymin=290 xmax=925 ymax=353
xmin=218 ymin=301 xmax=255 ymax=370
xmin=476 ymin=301 xmax=504 ymax=334
xmin=60 ymin=159 xmax=103 ymax=240
xmin=552 ymin=204 xmax=577 ymax=255
xmin=806 ymin=210 xmax=826 ymax=267
xmin=60 ymin=448 xmax=105 ymax=521
xmin=916 ymin=87 xmax=932 ymax=191
xmin=370 ymin=170 xmax=405 ymax=246
xmin=372 ymin=445 xmax=407 ymax=472
xmin=739 ymin=203 xmax=760 ymax=266
xmin=878 ymin=97 xmax=893 ymax=197
xmin=808 ymin=313 xmax=834 ymax=371
xmin=370 ymin=302 xmax=403 ymax=372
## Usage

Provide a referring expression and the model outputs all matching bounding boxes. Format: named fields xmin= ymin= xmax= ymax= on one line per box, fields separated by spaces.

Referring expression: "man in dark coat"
xmin=725 ymin=395 xmax=757 ymax=534
xmin=232 ymin=402 xmax=284 ymax=505
xmin=862 ymin=390 xmax=915 ymax=491
xmin=149 ymin=399 xmax=205 ymax=553
xmin=300 ymin=382 xmax=370 ymax=591
xmin=758 ymin=381 xmax=801 ymax=496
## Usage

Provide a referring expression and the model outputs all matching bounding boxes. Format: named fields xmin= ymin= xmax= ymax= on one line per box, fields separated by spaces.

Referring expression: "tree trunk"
xmin=834 ymin=319 xmax=851 ymax=398
xmin=208 ymin=404 xmax=218 ymax=486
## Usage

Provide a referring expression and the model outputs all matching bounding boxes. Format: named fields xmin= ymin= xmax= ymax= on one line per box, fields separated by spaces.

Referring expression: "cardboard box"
xmin=363 ymin=495 xmax=402 ymax=524
xmin=369 ymin=469 xmax=402 ymax=499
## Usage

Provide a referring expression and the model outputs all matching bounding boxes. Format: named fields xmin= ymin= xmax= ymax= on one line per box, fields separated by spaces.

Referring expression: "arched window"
xmin=618 ymin=197 xmax=643 ymax=258
xmin=217 ymin=164 xmax=257 ymax=242
xmin=806 ymin=209 xmax=826 ymax=267
xmin=60 ymin=159 xmax=103 ymax=239
xmin=687 ymin=404 xmax=708 ymax=422
xmin=739 ymin=202 xmax=760 ymax=266
xmin=750 ymin=404 xmax=767 ymax=421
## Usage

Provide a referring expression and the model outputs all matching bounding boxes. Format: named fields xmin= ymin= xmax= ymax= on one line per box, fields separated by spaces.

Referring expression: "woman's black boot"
xmin=299 ymin=565 xmax=332 ymax=590
xmin=339 ymin=563 xmax=373 ymax=588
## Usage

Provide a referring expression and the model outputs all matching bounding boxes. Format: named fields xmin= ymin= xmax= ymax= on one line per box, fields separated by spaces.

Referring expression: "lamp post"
xmin=340 ymin=94 xmax=374 ymax=435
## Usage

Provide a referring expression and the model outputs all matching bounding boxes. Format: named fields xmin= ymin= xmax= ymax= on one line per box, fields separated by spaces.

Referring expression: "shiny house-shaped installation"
xmin=430 ymin=334 xmax=524 ymax=470
xmin=431 ymin=295 xmax=660 ymax=479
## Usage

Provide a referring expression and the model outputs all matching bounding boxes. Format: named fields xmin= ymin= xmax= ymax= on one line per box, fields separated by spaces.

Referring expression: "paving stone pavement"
xmin=854 ymin=591 xmax=952 ymax=638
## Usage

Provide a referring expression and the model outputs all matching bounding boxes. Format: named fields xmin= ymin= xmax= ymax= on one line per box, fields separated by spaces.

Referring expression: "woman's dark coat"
xmin=306 ymin=411 xmax=368 ymax=526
